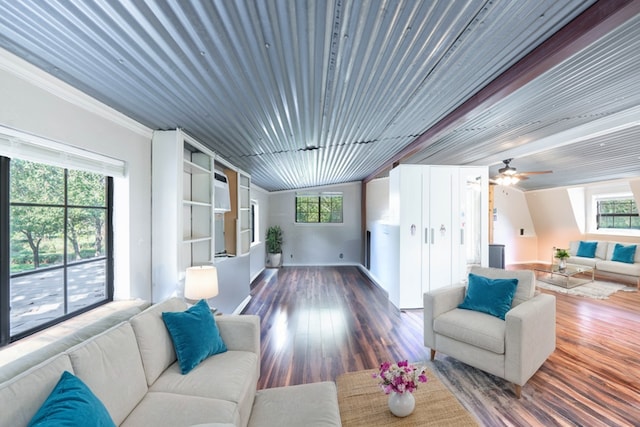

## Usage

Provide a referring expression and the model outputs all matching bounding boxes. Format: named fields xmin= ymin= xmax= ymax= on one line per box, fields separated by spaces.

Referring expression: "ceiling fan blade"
xmin=517 ymin=170 xmax=553 ymax=176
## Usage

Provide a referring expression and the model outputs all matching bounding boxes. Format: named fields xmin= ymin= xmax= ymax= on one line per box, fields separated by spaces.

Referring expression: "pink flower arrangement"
xmin=373 ymin=360 xmax=428 ymax=394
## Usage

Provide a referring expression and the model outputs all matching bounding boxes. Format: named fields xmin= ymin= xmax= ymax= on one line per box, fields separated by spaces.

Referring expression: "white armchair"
xmin=424 ymin=267 xmax=556 ymax=398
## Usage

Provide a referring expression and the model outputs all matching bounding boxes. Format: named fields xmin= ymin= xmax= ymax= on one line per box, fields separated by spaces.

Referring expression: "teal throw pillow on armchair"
xmin=458 ymin=273 xmax=519 ymax=320
xmin=576 ymin=241 xmax=598 ymax=258
xmin=28 ymin=371 xmax=115 ymax=427
xmin=611 ymin=243 xmax=637 ymax=264
xmin=162 ymin=299 xmax=227 ymax=374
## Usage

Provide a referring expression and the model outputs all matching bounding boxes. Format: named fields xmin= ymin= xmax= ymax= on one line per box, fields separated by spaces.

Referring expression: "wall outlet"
xmin=339 ymin=253 xmax=344 ymax=259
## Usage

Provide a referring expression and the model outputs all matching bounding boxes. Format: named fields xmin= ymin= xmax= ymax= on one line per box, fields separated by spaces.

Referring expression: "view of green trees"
xmin=597 ymin=199 xmax=640 ymax=229
xmin=10 ymin=159 xmax=107 ymax=273
xmin=295 ymin=194 xmax=343 ymax=223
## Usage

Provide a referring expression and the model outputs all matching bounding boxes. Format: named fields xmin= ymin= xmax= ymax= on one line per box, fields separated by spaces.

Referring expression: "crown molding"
xmin=0 ymin=47 xmax=152 ymax=139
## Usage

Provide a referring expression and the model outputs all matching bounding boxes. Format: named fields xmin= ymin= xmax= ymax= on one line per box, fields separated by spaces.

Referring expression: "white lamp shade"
xmin=184 ymin=266 xmax=219 ymax=300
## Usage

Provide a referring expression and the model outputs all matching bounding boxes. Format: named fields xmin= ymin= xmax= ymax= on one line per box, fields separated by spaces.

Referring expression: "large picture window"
xmin=295 ymin=192 xmax=343 ymax=223
xmin=1 ymin=157 xmax=113 ymax=344
xmin=596 ymin=197 xmax=640 ymax=230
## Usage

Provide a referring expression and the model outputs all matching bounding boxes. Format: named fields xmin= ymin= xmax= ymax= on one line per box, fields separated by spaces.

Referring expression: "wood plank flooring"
xmin=242 ymin=265 xmax=640 ymax=425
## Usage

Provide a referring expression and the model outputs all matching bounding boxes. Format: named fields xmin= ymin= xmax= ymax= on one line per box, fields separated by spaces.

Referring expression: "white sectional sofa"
xmin=0 ymin=298 xmax=342 ymax=426
xmin=567 ymin=240 xmax=640 ymax=288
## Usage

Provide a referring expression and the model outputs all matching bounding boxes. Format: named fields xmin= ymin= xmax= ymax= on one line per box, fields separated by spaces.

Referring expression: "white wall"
xmin=492 ymin=185 xmax=539 ymax=264
xmin=249 ymin=184 xmax=270 ymax=281
xmin=0 ymin=48 xmax=152 ymax=300
xmin=267 ymin=182 xmax=362 ymax=265
xmin=365 ymin=177 xmax=390 ymax=227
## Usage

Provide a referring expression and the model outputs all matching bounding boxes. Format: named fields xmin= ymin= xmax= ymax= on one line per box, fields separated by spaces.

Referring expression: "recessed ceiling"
xmin=0 ymin=1 xmax=638 ymax=191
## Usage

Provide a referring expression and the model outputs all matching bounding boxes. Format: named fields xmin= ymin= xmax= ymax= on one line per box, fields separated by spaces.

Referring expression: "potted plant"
xmin=554 ymin=248 xmax=570 ymax=270
xmin=265 ymin=226 xmax=283 ymax=268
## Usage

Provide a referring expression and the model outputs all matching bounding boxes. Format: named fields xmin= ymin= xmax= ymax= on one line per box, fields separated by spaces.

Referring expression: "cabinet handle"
xmin=430 ymin=228 xmax=435 ymax=244
xmin=460 ymin=229 xmax=464 ymax=245
xmin=424 ymin=228 xmax=428 ymax=244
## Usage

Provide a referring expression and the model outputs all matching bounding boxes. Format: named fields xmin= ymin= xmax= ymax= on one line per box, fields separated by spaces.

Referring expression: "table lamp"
xmin=184 ymin=265 xmax=219 ymax=311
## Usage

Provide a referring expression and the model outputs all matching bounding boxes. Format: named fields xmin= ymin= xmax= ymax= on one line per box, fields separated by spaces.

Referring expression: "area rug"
xmin=535 ymin=279 xmax=636 ymax=299
xmin=336 ymin=368 xmax=478 ymax=426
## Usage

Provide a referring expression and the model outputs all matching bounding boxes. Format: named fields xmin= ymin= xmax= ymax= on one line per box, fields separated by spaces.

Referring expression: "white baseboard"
xmin=233 ymin=295 xmax=252 ymax=315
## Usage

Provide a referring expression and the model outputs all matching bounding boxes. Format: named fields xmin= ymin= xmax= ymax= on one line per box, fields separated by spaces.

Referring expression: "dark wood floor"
xmin=242 ymin=265 xmax=640 ymax=425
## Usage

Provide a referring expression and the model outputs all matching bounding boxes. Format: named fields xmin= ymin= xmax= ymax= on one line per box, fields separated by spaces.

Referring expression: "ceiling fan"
xmin=491 ymin=158 xmax=552 ymax=186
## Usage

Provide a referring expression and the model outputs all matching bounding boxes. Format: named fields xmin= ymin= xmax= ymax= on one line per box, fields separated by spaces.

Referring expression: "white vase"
xmin=388 ymin=391 xmax=415 ymax=417
xmin=559 ymin=259 xmax=567 ymax=269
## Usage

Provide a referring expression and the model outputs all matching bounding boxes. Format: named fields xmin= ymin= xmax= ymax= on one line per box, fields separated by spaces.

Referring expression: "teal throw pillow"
xmin=162 ymin=299 xmax=227 ymax=374
xmin=576 ymin=241 xmax=598 ymax=258
xmin=458 ymin=273 xmax=519 ymax=320
xmin=611 ymin=243 xmax=637 ymax=264
xmin=28 ymin=371 xmax=115 ymax=427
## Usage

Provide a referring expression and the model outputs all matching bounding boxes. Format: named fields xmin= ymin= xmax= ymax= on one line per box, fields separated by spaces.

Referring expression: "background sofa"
xmin=423 ymin=267 xmax=556 ymax=398
xmin=0 ymin=298 xmax=341 ymax=426
xmin=567 ymin=240 xmax=640 ymax=288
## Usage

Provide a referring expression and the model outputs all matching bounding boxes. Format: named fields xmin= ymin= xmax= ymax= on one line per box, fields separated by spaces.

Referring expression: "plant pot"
xmin=267 ymin=252 xmax=282 ymax=268
xmin=559 ymin=259 xmax=567 ymax=270
xmin=388 ymin=391 xmax=415 ymax=417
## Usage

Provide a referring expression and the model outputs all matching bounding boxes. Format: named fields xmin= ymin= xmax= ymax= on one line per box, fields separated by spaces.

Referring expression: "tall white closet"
xmin=388 ymin=164 xmax=488 ymax=309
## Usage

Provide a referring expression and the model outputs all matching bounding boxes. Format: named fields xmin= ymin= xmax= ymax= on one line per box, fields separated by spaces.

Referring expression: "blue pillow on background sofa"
xmin=458 ymin=273 xmax=519 ymax=320
xmin=576 ymin=241 xmax=598 ymax=258
xmin=611 ymin=243 xmax=637 ymax=264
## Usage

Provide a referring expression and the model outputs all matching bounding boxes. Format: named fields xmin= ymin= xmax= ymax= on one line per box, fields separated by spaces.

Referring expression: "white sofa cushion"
xmin=130 ymin=297 xmax=187 ymax=386
xmin=248 ymin=382 xmax=342 ymax=427
xmin=568 ymin=256 xmax=599 ymax=268
xmin=596 ymin=260 xmax=640 ymax=276
xmin=434 ymin=308 xmax=506 ymax=354
xmin=67 ymin=322 xmax=148 ymax=426
xmin=150 ymin=350 xmax=259 ymax=427
xmin=121 ymin=392 xmax=239 ymax=427
xmin=0 ymin=353 xmax=73 ymax=426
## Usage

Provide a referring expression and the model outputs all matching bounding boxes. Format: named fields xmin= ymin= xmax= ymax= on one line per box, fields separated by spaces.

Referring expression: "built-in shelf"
xmin=183 ymin=200 xmax=212 ymax=207
xmin=183 ymin=159 xmax=210 ymax=175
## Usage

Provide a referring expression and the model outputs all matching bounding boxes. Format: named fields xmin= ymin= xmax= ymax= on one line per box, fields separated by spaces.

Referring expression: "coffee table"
xmin=336 ymin=368 xmax=478 ymax=426
xmin=534 ymin=263 xmax=595 ymax=289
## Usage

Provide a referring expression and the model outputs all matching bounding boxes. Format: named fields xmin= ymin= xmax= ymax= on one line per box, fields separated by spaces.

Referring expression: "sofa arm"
xmin=504 ymin=293 xmax=556 ymax=386
xmin=216 ymin=315 xmax=260 ymax=355
xmin=423 ymin=285 xmax=466 ymax=349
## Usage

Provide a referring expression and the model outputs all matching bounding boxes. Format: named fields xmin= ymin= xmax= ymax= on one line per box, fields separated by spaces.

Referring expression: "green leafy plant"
xmin=554 ymin=248 xmax=570 ymax=260
xmin=265 ymin=226 xmax=283 ymax=254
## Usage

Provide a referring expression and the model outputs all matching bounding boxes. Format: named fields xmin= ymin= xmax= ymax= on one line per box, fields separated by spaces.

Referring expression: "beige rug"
xmin=336 ymin=368 xmax=478 ymax=426
xmin=536 ymin=279 xmax=636 ymax=299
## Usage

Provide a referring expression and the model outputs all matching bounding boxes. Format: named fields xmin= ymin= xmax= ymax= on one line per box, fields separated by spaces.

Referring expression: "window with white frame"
xmin=596 ymin=195 xmax=640 ymax=230
xmin=0 ymin=127 xmax=122 ymax=346
xmin=250 ymin=199 xmax=259 ymax=244
xmin=295 ymin=192 xmax=343 ymax=223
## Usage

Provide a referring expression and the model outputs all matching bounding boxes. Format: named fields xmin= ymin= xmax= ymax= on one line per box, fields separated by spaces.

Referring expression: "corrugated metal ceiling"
xmin=2 ymin=0 xmax=637 ymax=191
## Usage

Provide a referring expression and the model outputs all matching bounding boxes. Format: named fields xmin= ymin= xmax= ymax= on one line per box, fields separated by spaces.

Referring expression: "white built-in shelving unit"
xmin=152 ymin=129 xmax=252 ymax=307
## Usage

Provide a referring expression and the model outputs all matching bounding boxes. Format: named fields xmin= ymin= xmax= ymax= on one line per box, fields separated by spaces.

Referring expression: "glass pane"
xmin=67 ymin=208 xmax=106 ymax=262
xmin=67 ymin=260 xmax=106 ymax=313
xmin=10 ymin=206 xmax=64 ymax=273
xmin=10 ymin=159 xmax=64 ymax=204
xmin=67 ymin=170 xmax=106 ymax=206
xmin=10 ymin=269 xmax=65 ymax=336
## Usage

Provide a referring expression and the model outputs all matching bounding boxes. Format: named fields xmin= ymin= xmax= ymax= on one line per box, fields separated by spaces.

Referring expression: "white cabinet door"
xmin=427 ymin=167 xmax=455 ymax=292
xmin=392 ymin=165 xmax=424 ymax=308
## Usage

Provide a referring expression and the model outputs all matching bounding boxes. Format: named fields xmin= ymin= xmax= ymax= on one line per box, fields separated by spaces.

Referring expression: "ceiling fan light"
xmin=511 ymin=176 xmax=520 ymax=184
